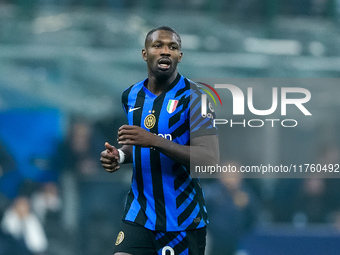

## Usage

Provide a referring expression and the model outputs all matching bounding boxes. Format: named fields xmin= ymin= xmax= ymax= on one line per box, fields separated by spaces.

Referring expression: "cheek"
xmin=146 ymin=53 xmax=157 ymax=62
xmin=147 ymin=57 xmax=157 ymax=66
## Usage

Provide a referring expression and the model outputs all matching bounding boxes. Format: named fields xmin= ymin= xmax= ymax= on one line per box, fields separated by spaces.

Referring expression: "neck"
xmin=146 ymin=71 xmax=178 ymax=96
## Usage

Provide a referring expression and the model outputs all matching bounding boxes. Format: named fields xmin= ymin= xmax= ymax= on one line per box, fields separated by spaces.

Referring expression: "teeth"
xmin=160 ymin=64 xmax=169 ymax=68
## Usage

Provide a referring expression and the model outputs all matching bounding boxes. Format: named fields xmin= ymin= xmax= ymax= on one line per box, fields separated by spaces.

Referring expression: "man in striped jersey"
xmin=100 ymin=26 xmax=219 ymax=255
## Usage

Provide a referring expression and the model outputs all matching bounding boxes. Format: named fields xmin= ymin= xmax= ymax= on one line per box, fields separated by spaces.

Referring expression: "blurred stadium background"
xmin=0 ymin=1 xmax=340 ymax=255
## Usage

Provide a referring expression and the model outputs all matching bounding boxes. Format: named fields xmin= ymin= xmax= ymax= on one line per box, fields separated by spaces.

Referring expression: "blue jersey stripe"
xmin=141 ymin=147 xmax=156 ymax=230
xmin=179 ymin=203 xmax=201 ymax=229
xmin=178 ymin=249 xmax=189 ymax=255
xmin=177 ymin=189 xmax=197 ymax=217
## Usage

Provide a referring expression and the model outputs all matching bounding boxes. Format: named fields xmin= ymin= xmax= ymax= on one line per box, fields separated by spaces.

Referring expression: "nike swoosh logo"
xmin=129 ymin=107 xmax=141 ymax=112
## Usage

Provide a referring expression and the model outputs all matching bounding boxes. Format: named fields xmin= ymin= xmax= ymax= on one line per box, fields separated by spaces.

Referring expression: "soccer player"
xmin=100 ymin=26 xmax=219 ymax=255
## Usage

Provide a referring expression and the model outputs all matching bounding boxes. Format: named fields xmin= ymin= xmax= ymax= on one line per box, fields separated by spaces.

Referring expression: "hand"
xmin=117 ymin=125 xmax=155 ymax=147
xmin=100 ymin=142 xmax=120 ymax=173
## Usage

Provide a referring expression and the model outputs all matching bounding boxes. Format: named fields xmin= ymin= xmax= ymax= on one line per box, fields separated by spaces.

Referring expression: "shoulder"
xmin=123 ymin=80 xmax=145 ymax=96
xmin=183 ymin=80 xmax=206 ymax=105
xmin=122 ymin=79 xmax=146 ymax=103
xmin=181 ymin=77 xmax=206 ymax=97
xmin=174 ymin=76 xmax=204 ymax=99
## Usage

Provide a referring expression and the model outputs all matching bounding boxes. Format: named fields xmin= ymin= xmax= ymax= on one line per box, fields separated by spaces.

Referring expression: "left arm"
xmin=117 ymin=125 xmax=219 ymax=167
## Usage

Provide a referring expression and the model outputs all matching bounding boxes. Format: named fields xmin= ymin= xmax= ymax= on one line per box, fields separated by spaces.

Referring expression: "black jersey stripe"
xmin=173 ymin=240 xmax=188 ymax=255
xmin=172 ymin=237 xmax=188 ymax=255
xmin=122 ymin=85 xmax=134 ymax=114
xmin=133 ymin=88 xmax=146 ymax=121
xmin=174 ymin=169 xmax=190 ymax=191
xmin=193 ymin=179 xmax=207 ymax=223
xmin=190 ymin=96 xmax=201 ymax=111
xmin=174 ymin=171 xmax=190 ymax=191
xmin=166 ymin=233 xmax=188 ymax=255
xmin=172 ymin=162 xmax=182 ymax=174
xmin=176 ymin=182 xmax=195 ymax=208
xmin=175 ymin=86 xmax=188 ymax=97
xmin=190 ymin=109 xmax=204 ymax=132
xmin=189 ymin=96 xmax=201 ymax=118
xmin=175 ymin=78 xmax=190 ymax=97
xmin=189 ymin=95 xmax=202 ymax=130
xmin=165 ymin=73 xmax=181 ymax=93
xmin=133 ymin=88 xmax=148 ymax=226
xmin=178 ymin=193 xmax=198 ymax=226
xmin=150 ymin=92 xmax=167 ymax=230
xmin=134 ymin=205 xmax=148 ymax=225
xmin=154 ymin=232 xmax=179 ymax=248
xmin=168 ymin=95 xmax=189 ymax=128
xmin=171 ymin=120 xmax=189 ymax=140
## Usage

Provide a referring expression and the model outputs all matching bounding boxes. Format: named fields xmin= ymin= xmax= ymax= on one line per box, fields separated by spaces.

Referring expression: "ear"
xmin=178 ymin=51 xmax=183 ymax=63
xmin=142 ymin=49 xmax=147 ymax=61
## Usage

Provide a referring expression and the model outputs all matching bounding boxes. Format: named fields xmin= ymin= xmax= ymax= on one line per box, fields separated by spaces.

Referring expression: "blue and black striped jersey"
xmin=121 ymin=74 xmax=217 ymax=231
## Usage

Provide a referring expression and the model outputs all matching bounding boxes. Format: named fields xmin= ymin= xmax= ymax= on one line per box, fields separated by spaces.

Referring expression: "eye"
xmin=170 ymin=45 xmax=178 ymax=50
xmin=153 ymin=44 xmax=161 ymax=48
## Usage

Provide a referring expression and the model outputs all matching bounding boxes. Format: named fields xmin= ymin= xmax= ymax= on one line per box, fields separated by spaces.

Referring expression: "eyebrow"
xmin=151 ymin=40 xmax=179 ymax=45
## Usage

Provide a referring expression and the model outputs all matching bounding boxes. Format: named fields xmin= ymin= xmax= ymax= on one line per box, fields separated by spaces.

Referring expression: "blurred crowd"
xmin=0 ymin=117 xmax=126 ymax=255
xmin=0 ymin=0 xmax=338 ymax=18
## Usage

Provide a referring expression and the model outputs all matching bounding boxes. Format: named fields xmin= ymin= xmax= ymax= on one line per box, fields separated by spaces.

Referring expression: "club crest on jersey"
xmin=167 ymin=100 xmax=179 ymax=114
xmin=115 ymin=231 xmax=124 ymax=246
xmin=144 ymin=113 xmax=156 ymax=129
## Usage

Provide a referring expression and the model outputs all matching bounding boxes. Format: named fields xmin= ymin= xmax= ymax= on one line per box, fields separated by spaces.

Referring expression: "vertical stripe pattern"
xmin=121 ymin=74 xmax=217 ymax=231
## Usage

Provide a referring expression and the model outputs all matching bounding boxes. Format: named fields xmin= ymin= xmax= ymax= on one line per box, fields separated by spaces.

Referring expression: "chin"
xmin=154 ymin=70 xmax=173 ymax=80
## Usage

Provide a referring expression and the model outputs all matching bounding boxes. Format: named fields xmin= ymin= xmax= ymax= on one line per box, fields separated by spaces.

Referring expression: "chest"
xmin=126 ymin=93 xmax=189 ymax=139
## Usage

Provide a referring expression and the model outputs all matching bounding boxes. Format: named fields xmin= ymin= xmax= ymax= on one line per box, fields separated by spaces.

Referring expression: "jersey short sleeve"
xmin=189 ymin=82 xmax=217 ymax=139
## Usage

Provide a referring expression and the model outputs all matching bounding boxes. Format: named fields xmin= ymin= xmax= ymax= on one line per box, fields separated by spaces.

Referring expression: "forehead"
xmin=148 ymin=30 xmax=180 ymax=44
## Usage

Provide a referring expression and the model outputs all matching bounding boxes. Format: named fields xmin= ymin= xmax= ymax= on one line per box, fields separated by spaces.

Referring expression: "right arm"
xmin=100 ymin=142 xmax=132 ymax=173
xmin=101 ymin=84 xmax=135 ymax=173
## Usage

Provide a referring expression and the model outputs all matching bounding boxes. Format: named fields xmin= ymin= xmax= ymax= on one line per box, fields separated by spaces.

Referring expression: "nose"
xmin=160 ymin=46 xmax=171 ymax=56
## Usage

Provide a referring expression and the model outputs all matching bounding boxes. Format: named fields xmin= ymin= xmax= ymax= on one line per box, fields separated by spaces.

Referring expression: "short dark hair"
xmin=145 ymin=26 xmax=182 ymax=48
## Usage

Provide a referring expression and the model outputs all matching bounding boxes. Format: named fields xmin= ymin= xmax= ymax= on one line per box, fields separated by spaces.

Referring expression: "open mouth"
xmin=158 ymin=58 xmax=171 ymax=70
